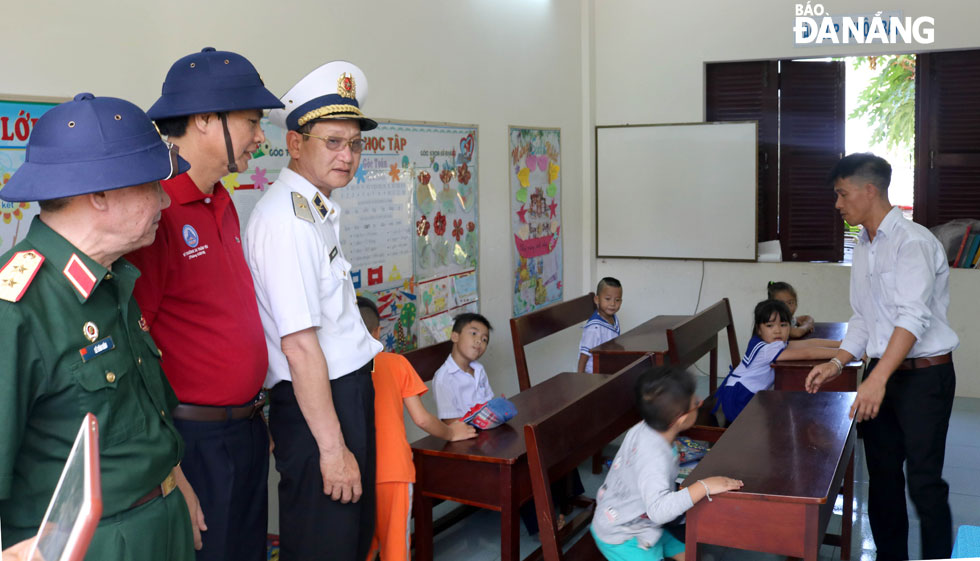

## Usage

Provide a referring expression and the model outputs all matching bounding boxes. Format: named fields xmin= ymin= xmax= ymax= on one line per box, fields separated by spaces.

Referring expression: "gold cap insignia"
xmin=338 ymin=73 xmax=356 ymax=99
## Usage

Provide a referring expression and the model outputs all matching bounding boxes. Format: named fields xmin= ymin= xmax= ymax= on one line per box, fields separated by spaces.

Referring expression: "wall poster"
xmin=509 ymin=126 xmax=562 ymax=317
xmin=227 ymin=119 xmax=480 ymax=353
xmin=0 ymin=96 xmax=64 ymax=254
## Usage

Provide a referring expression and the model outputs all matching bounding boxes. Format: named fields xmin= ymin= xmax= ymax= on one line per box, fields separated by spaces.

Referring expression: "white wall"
xmin=591 ymin=0 xmax=980 ymax=397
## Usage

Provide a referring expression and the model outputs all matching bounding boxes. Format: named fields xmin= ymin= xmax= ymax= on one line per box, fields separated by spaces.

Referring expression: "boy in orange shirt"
xmin=357 ymin=298 xmax=476 ymax=561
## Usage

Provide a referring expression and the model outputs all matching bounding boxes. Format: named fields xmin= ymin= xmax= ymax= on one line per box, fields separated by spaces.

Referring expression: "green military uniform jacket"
xmin=0 ymin=217 xmax=192 ymax=560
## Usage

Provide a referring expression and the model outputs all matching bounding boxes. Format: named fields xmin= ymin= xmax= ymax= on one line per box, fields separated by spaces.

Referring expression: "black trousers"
xmin=269 ymin=362 xmax=376 ymax=561
xmin=173 ymin=415 xmax=269 ymax=561
xmin=861 ymin=359 xmax=955 ymax=561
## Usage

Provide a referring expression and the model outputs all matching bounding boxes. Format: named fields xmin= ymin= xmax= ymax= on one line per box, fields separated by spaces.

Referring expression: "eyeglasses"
xmin=301 ymin=133 xmax=365 ymax=153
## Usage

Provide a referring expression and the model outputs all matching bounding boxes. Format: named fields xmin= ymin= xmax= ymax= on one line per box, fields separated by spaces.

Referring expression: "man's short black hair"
xmin=752 ymin=299 xmax=792 ymax=337
xmin=597 ymin=277 xmax=622 ymax=293
xmin=154 ymin=116 xmax=190 ymax=139
xmin=635 ymin=366 xmax=697 ymax=432
xmin=452 ymin=312 xmax=492 ymax=334
xmin=827 ymin=152 xmax=892 ymax=195
xmin=356 ymin=296 xmax=380 ymax=332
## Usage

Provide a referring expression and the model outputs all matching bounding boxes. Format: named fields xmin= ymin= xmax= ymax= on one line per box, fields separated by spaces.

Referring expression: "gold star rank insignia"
xmin=0 ymin=250 xmax=45 ymax=303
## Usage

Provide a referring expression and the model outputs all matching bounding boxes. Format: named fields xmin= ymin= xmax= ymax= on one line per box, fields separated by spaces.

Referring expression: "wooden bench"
xmin=510 ymin=293 xmax=596 ymax=391
xmin=523 ymin=357 xmax=649 ymax=561
xmin=665 ymin=298 xmax=740 ymax=426
xmin=524 ymin=356 xmax=724 ymax=561
xmin=403 ymin=339 xmax=453 ymax=383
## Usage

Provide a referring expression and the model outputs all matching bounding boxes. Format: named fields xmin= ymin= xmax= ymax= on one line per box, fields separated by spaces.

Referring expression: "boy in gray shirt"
xmin=590 ymin=367 xmax=742 ymax=561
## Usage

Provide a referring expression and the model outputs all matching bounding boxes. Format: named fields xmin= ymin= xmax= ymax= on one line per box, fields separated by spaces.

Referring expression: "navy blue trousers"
xmin=173 ymin=415 xmax=269 ymax=561
xmin=269 ymin=363 xmax=375 ymax=561
xmin=861 ymin=359 xmax=955 ymax=561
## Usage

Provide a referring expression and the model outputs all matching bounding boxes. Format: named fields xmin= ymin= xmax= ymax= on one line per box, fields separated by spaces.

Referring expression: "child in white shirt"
xmin=433 ymin=313 xmax=494 ymax=422
xmin=578 ymin=277 xmax=623 ymax=373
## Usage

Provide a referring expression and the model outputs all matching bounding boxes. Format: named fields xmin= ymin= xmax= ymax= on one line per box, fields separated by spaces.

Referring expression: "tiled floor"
xmin=429 ymin=395 xmax=980 ymax=561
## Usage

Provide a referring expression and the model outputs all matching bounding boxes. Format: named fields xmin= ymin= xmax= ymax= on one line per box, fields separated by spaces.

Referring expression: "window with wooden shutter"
xmin=778 ymin=60 xmax=845 ymax=262
xmin=706 ymin=61 xmax=779 ymax=241
xmin=914 ymin=50 xmax=980 ymax=227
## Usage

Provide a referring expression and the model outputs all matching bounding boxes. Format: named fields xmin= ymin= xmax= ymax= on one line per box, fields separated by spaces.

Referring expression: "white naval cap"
xmin=269 ymin=60 xmax=377 ymax=132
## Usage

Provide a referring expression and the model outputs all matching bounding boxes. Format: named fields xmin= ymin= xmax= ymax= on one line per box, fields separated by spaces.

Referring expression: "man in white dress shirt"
xmin=243 ymin=61 xmax=382 ymax=561
xmin=806 ymin=153 xmax=958 ymax=561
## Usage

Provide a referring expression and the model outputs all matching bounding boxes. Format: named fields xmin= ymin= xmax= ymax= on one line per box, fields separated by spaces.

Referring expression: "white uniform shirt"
xmin=244 ymin=167 xmax=382 ymax=387
xmin=432 ymin=355 xmax=495 ymax=419
xmin=841 ymin=207 xmax=959 ymax=360
xmin=578 ymin=311 xmax=621 ymax=373
xmin=723 ymin=335 xmax=786 ymax=393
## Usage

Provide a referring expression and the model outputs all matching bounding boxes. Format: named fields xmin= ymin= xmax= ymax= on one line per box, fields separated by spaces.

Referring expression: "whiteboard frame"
xmin=594 ymin=121 xmax=758 ymax=262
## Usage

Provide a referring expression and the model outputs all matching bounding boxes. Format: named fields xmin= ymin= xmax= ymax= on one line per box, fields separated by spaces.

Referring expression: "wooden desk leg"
xmin=500 ymin=464 xmax=520 ymax=561
xmin=841 ymin=450 xmax=855 ymax=561
xmin=414 ymin=459 xmax=434 ymax=561
xmin=685 ymin=508 xmax=700 ymax=561
xmin=804 ymin=506 xmax=820 ymax=561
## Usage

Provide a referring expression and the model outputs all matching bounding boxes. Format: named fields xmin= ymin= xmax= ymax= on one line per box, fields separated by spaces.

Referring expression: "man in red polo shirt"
xmin=126 ymin=48 xmax=284 ymax=561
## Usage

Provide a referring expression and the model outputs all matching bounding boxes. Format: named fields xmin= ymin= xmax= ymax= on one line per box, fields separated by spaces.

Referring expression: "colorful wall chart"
xmin=509 ymin=126 xmax=562 ymax=316
xmin=0 ymin=97 xmax=62 ymax=254
xmin=227 ymin=119 xmax=480 ymax=353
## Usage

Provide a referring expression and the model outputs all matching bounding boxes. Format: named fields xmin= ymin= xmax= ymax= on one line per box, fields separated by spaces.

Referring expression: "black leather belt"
xmin=172 ymin=392 xmax=267 ymax=422
xmin=894 ymin=352 xmax=952 ymax=370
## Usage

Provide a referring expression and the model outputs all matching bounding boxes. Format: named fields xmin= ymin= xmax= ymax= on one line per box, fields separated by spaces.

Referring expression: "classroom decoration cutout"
xmin=509 ymin=127 xmax=562 ymax=317
xmin=0 ymin=98 xmax=61 ymax=254
xmin=228 ymin=119 xmax=480 ymax=353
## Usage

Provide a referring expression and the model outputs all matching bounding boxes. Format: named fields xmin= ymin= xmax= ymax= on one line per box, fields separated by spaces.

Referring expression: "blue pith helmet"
xmin=0 ymin=93 xmax=190 ymax=203
xmin=148 ymin=48 xmax=283 ymax=174
xmin=269 ymin=60 xmax=377 ymax=132
xmin=147 ymin=47 xmax=283 ymax=120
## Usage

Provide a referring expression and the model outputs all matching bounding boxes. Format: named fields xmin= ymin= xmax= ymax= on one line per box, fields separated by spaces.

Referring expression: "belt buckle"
xmin=161 ymin=472 xmax=177 ymax=497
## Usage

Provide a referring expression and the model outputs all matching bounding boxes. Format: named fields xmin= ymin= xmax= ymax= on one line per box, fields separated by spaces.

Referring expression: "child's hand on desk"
xmin=702 ymin=476 xmax=743 ymax=495
xmin=797 ymin=315 xmax=815 ymax=333
xmin=691 ymin=476 xmax=743 ymax=504
xmin=447 ymin=420 xmax=478 ymax=441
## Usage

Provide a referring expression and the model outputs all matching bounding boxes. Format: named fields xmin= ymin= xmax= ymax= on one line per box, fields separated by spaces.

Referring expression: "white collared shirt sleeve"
xmin=245 ymin=201 xmax=323 ymax=338
xmin=889 ymin=238 xmax=938 ymax=341
xmin=579 ymin=325 xmax=601 ymax=356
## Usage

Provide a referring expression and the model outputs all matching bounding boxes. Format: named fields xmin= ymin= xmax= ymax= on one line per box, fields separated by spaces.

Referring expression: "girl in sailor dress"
xmin=715 ymin=299 xmax=840 ymax=423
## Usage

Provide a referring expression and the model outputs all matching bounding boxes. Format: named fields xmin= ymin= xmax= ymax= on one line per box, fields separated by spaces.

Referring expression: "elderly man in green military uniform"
xmin=0 ymin=93 xmax=198 ymax=561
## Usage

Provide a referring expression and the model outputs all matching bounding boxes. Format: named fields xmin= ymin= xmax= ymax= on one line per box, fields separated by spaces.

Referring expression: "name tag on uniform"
xmin=329 ymin=247 xmax=338 ymax=263
xmin=79 ymin=336 xmax=115 ymax=363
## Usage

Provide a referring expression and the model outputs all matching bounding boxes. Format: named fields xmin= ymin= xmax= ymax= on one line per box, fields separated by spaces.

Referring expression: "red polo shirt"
xmin=127 ymin=173 xmax=268 ymax=406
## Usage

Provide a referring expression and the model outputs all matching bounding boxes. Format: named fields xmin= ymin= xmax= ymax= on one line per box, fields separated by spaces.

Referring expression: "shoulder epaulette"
xmin=0 ymin=250 xmax=45 ymax=302
xmin=291 ymin=192 xmax=315 ymax=224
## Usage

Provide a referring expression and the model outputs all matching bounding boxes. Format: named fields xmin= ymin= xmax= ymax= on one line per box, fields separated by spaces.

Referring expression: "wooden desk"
xmin=411 ymin=372 xmax=611 ymax=561
xmin=685 ymin=391 xmax=857 ymax=561
xmin=590 ymin=315 xmax=689 ymax=374
xmin=773 ymin=322 xmax=862 ymax=392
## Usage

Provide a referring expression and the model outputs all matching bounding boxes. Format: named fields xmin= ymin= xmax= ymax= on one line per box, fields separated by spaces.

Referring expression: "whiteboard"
xmin=596 ymin=122 xmax=757 ymax=261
